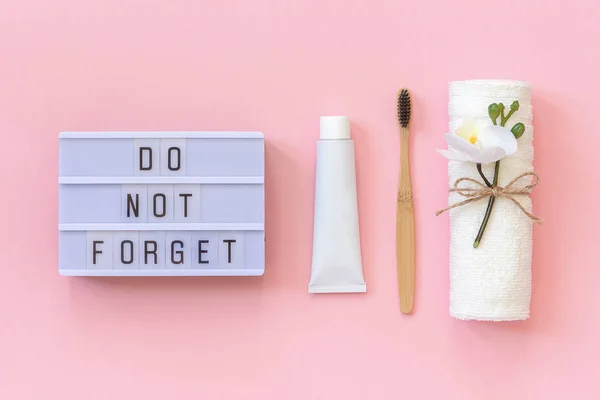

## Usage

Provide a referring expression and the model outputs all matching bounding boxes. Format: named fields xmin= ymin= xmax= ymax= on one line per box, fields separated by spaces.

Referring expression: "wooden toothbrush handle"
xmin=397 ymin=129 xmax=415 ymax=314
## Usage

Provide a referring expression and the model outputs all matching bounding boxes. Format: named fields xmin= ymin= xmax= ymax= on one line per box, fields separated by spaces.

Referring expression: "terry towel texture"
xmin=448 ymin=79 xmax=534 ymax=321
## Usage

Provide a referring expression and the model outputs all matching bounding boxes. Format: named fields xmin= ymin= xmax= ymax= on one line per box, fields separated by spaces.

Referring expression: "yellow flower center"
xmin=456 ymin=120 xmax=481 ymax=146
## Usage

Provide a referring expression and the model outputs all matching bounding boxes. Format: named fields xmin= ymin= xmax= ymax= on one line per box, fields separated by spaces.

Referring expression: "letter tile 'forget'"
xmin=166 ymin=232 xmax=191 ymax=269
xmin=138 ymin=231 xmax=166 ymax=269
xmin=87 ymin=232 xmax=113 ymax=270
xmin=191 ymin=232 xmax=218 ymax=268
xmin=112 ymin=232 xmax=139 ymax=269
xmin=218 ymin=231 xmax=244 ymax=268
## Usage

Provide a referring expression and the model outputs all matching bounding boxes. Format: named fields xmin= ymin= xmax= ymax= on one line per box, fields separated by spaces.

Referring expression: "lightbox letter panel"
xmin=58 ymin=132 xmax=265 ymax=276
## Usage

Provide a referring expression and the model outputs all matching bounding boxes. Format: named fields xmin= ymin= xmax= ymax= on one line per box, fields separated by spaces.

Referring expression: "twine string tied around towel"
xmin=436 ymin=171 xmax=543 ymax=224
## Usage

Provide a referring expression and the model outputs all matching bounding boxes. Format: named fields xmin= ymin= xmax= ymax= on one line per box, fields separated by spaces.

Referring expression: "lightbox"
xmin=58 ymin=132 xmax=265 ymax=276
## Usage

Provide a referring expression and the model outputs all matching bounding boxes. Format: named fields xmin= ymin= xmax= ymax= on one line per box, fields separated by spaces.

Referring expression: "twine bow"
xmin=436 ymin=171 xmax=543 ymax=224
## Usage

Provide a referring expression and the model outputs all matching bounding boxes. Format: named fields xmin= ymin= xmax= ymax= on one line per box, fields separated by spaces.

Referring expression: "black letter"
xmin=121 ymin=240 xmax=134 ymax=264
xmin=144 ymin=241 xmax=157 ymax=264
xmin=140 ymin=147 xmax=152 ymax=171
xmin=179 ymin=193 xmax=192 ymax=217
xmin=93 ymin=241 xmax=103 ymax=264
xmin=168 ymin=147 xmax=181 ymax=171
xmin=126 ymin=193 xmax=139 ymax=217
xmin=223 ymin=239 xmax=236 ymax=263
xmin=198 ymin=240 xmax=209 ymax=264
xmin=171 ymin=240 xmax=184 ymax=264
xmin=153 ymin=193 xmax=166 ymax=217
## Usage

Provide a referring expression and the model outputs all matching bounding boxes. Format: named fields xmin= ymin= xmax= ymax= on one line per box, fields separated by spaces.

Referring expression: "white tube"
xmin=308 ymin=116 xmax=366 ymax=293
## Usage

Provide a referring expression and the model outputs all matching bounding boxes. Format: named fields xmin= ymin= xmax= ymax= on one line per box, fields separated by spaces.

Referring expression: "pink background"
xmin=1 ymin=0 xmax=599 ymax=398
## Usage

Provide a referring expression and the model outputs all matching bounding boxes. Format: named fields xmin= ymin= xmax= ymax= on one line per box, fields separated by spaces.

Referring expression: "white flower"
xmin=437 ymin=118 xmax=518 ymax=164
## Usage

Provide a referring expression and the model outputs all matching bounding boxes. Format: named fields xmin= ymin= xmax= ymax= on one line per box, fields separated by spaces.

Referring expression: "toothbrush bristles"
xmin=397 ymin=89 xmax=411 ymax=128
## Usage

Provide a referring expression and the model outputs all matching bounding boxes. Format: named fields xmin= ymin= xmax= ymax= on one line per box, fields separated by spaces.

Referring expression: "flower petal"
xmin=472 ymin=147 xmax=507 ymax=164
xmin=436 ymin=148 xmax=471 ymax=161
xmin=444 ymin=133 xmax=481 ymax=158
xmin=477 ymin=125 xmax=518 ymax=156
xmin=455 ymin=119 xmax=478 ymax=141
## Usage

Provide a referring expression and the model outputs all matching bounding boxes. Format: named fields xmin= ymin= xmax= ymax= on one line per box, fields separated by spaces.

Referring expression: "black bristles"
xmin=397 ymin=88 xmax=411 ymax=128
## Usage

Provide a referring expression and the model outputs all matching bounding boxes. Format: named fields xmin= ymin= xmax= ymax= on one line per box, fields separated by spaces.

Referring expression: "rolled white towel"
xmin=446 ymin=79 xmax=535 ymax=321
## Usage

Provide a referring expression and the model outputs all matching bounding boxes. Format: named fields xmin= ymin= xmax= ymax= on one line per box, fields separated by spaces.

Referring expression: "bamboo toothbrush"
xmin=396 ymin=88 xmax=415 ymax=314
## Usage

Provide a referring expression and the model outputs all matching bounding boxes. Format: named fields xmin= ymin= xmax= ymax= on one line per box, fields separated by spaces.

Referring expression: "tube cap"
xmin=320 ymin=116 xmax=350 ymax=140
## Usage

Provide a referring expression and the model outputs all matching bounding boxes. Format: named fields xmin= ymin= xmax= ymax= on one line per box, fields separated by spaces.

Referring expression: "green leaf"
xmin=511 ymin=122 xmax=525 ymax=139
xmin=510 ymin=101 xmax=520 ymax=112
